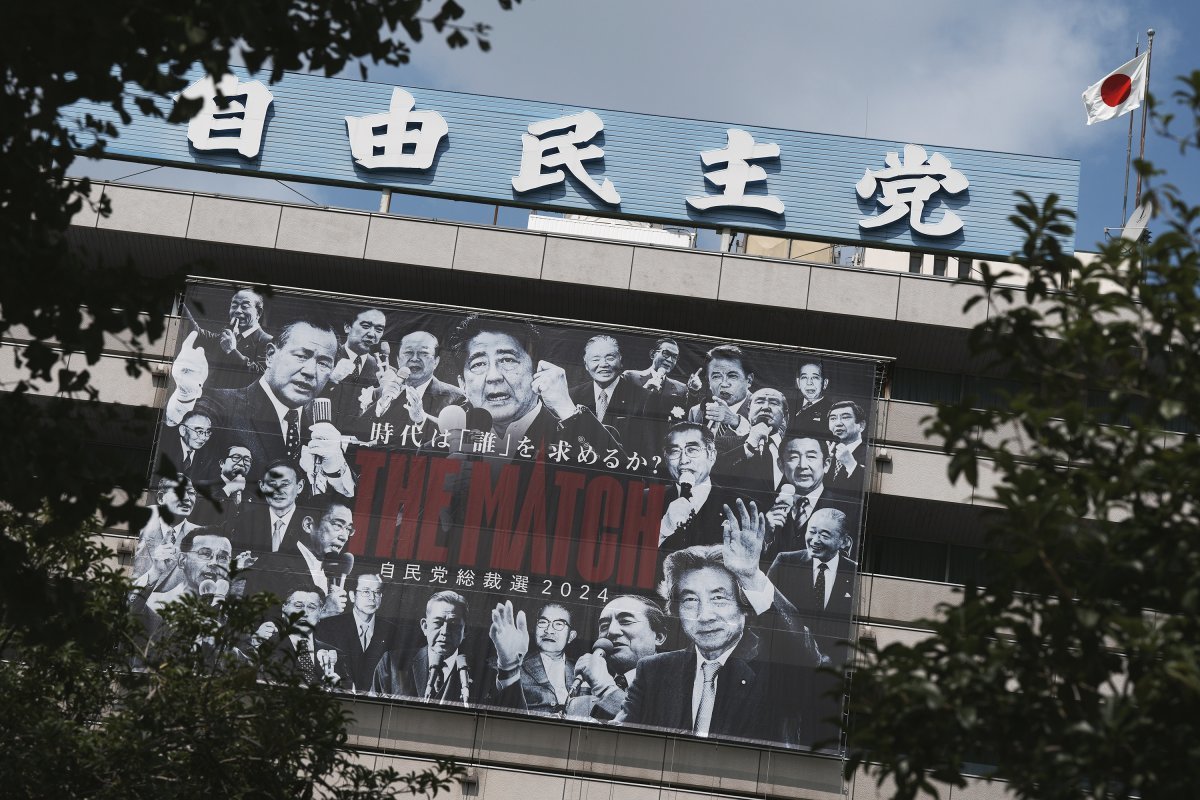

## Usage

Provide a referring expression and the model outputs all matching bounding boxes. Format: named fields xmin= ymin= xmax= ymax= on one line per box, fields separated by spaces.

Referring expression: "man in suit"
xmin=520 ymin=602 xmax=577 ymax=714
xmin=191 ymin=445 xmax=253 ymax=530
xmin=157 ymin=410 xmax=216 ymax=480
xmin=132 ymin=526 xmax=232 ymax=621
xmin=448 ymin=314 xmax=625 ymax=460
xmin=623 ymin=337 xmax=687 ymax=400
xmin=768 ymin=508 xmax=857 ymax=628
xmin=370 ymin=591 xmax=527 ymax=710
xmin=715 ymin=387 xmax=790 ymax=494
xmin=617 ymin=500 xmax=827 ymax=748
xmin=164 ymin=320 xmax=355 ymax=497
xmin=686 ymin=344 xmax=754 ymax=453
xmin=792 ymin=359 xmax=832 ymax=429
xmin=566 ymin=594 xmax=668 ymax=721
xmin=321 ymin=307 xmax=388 ymax=428
xmin=569 ymin=334 xmax=653 ymax=459
xmin=658 ymin=422 xmax=739 ymax=573
xmin=185 ymin=286 xmax=274 ymax=390
xmin=232 ymin=459 xmax=306 ymax=554
xmin=760 ymin=430 xmax=857 ymax=565
xmin=132 ymin=475 xmax=200 ymax=587
xmin=314 ymin=572 xmax=397 ymax=692
xmin=250 ymin=586 xmax=351 ymax=689
xmin=826 ymin=400 xmax=869 ymax=493
xmin=358 ymin=330 xmax=465 ymax=446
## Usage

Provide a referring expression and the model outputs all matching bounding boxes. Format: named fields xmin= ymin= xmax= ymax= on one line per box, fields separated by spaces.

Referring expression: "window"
xmin=891 ymin=368 xmax=962 ymax=405
xmin=957 ymin=257 xmax=973 ymax=279
xmin=932 ymin=255 xmax=948 ymax=277
xmin=908 ymin=252 xmax=923 ymax=274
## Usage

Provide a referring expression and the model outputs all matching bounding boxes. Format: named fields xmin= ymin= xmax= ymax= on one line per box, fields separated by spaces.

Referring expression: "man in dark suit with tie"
xmin=792 ymin=359 xmax=832 ymax=429
xmin=569 ymin=334 xmax=653 ymax=459
xmin=826 ymin=400 xmax=869 ymax=493
xmin=768 ymin=508 xmax=858 ymax=631
xmin=250 ymin=586 xmax=352 ymax=689
xmin=357 ymin=329 xmax=466 ymax=447
xmin=760 ymin=430 xmax=858 ymax=566
xmin=658 ymin=423 xmax=739 ymax=577
xmin=315 ymin=572 xmax=397 ymax=692
xmin=184 ymin=286 xmax=275 ymax=390
xmin=191 ymin=444 xmax=253 ymax=530
xmin=617 ymin=500 xmax=827 ymax=748
xmin=232 ymin=459 xmax=307 ymax=555
xmin=157 ymin=410 xmax=216 ymax=480
xmin=520 ymin=602 xmax=577 ymax=714
xmin=321 ymin=307 xmax=389 ymax=428
xmin=686 ymin=345 xmax=755 ymax=453
xmin=370 ymin=591 xmax=526 ymax=710
xmin=623 ymin=337 xmax=687 ymax=401
xmin=163 ymin=321 xmax=355 ymax=497
xmin=714 ymin=387 xmax=790 ymax=495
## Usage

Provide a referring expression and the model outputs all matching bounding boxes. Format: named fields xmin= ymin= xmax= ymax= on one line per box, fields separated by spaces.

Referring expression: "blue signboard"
xmin=68 ymin=68 xmax=1079 ymax=257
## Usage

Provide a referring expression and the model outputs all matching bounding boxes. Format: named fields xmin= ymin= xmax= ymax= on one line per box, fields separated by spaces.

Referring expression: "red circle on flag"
xmin=1101 ymin=73 xmax=1132 ymax=107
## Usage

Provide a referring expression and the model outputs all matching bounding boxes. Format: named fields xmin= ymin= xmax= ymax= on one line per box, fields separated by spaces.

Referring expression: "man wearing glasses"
xmin=315 ymin=573 xmax=398 ymax=692
xmin=131 ymin=526 xmax=232 ymax=635
xmin=251 ymin=586 xmax=350 ymax=689
xmin=159 ymin=410 xmax=215 ymax=480
xmin=618 ymin=500 xmax=827 ymax=748
xmin=520 ymin=603 xmax=578 ymax=714
xmin=192 ymin=445 xmax=253 ymax=530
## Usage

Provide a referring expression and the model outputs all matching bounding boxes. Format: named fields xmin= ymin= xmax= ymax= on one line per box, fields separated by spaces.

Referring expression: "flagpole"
xmin=1133 ymin=28 xmax=1155 ymax=208
xmin=1121 ymin=37 xmax=1140 ymax=225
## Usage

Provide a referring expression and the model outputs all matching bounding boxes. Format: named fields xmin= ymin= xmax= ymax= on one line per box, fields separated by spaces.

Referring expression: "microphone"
xmin=425 ymin=652 xmax=444 ymax=700
xmin=463 ymin=407 xmax=493 ymax=453
xmin=646 ymin=366 xmax=666 ymax=392
xmin=436 ymin=404 xmax=466 ymax=433
xmin=774 ymin=483 xmax=796 ymax=511
xmin=376 ymin=341 xmax=391 ymax=368
xmin=707 ymin=396 xmax=722 ymax=432
xmin=569 ymin=638 xmax=615 ymax=696
xmin=323 ymin=551 xmax=354 ymax=589
xmin=311 ymin=397 xmax=332 ymax=425
xmin=198 ymin=578 xmax=230 ymax=606
xmin=455 ymin=653 xmax=471 ymax=705
xmin=680 ymin=482 xmax=693 ymax=500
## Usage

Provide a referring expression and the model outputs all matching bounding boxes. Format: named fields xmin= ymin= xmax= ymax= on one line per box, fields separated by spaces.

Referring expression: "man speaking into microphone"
xmin=657 ymin=422 xmax=738 ymax=580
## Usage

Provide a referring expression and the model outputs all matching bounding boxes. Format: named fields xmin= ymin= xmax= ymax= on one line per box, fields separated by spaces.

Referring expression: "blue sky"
xmin=76 ymin=0 xmax=1199 ymax=253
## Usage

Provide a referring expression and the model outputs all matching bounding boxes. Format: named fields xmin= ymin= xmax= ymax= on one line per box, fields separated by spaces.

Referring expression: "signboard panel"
xmin=68 ymin=69 xmax=1078 ymax=257
xmin=132 ymin=280 xmax=879 ymax=753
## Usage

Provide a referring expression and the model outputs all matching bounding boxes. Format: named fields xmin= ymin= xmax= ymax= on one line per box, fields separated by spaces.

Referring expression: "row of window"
xmin=863 ymin=534 xmax=991 ymax=587
xmin=908 ymin=252 xmax=974 ymax=279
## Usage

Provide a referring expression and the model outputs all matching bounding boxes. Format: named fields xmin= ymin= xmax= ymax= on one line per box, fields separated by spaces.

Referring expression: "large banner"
xmin=132 ymin=280 xmax=877 ymax=753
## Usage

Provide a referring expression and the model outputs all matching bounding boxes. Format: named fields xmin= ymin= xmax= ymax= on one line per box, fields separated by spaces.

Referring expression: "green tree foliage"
xmin=847 ymin=73 xmax=1200 ymax=800
xmin=0 ymin=512 xmax=463 ymax=799
xmin=0 ymin=0 xmax=517 ymax=638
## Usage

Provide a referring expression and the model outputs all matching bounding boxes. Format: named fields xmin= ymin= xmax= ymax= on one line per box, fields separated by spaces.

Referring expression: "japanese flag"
xmin=1082 ymin=52 xmax=1149 ymax=125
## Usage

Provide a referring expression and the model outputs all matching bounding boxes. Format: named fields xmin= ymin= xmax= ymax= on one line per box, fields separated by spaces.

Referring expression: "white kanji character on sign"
xmin=512 ymin=111 xmax=620 ymax=204
xmin=403 ymin=564 xmax=422 ymax=582
xmin=456 ymin=569 xmax=476 ymax=587
xmin=179 ymin=74 xmax=274 ymax=159
xmin=369 ymin=422 xmax=394 ymax=445
xmin=380 ymin=562 xmax=395 ymax=580
xmin=686 ymin=128 xmax=784 ymax=214
xmin=548 ymin=440 xmax=572 ymax=463
xmin=430 ymin=566 xmax=449 ymax=584
xmin=473 ymin=431 xmax=498 ymax=454
xmin=510 ymin=575 xmax=529 ymax=593
xmin=345 ymin=87 xmax=448 ymax=170
xmin=856 ymin=143 xmax=969 ymax=237
xmin=483 ymin=571 xmax=503 ymax=590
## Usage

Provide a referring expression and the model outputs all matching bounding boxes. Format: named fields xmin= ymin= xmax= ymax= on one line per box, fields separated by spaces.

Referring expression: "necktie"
xmin=831 ymin=445 xmax=845 ymax=481
xmin=296 ymin=639 xmax=319 ymax=685
xmin=815 ymin=562 xmax=828 ymax=610
xmin=272 ymin=519 xmax=285 ymax=551
xmin=694 ymin=661 xmax=719 ymax=735
xmin=596 ymin=389 xmax=609 ymax=423
xmin=165 ymin=525 xmax=178 ymax=546
xmin=183 ymin=450 xmax=193 ymax=469
xmin=429 ymin=665 xmax=446 ymax=699
xmin=794 ymin=495 xmax=811 ymax=527
xmin=359 ymin=625 xmax=370 ymax=651
xmin=613 ymin=672 xmax=629 ymax=690
xmin=285 ymin=409 xmax=301 ymax=460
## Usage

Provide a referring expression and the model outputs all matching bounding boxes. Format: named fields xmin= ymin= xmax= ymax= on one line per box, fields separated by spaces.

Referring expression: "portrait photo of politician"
xmin=686 ymin=344 xmax=755 ymax=452
xmin=183 ymin=286 xmax=274 ymax=390
xmin=519 ymin=603 xmax=578 ymax=714
xmin=163 ymin=319 xmax=355 ymax=497
xmin=618 ymin=500 xmax=826 ymax=747
xmin=566 ymin=594 xmax=668 ymax=721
